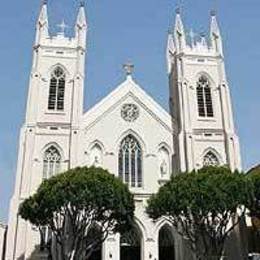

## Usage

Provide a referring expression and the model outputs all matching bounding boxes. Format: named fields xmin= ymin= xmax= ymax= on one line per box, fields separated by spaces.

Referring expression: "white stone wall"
xmin=6 ymin=77 xmax=177 ymax=259
xmin=5 ymin=3 xmax=88 ymax=259
xmin=0 ymin=223 xmax=6 ymax=259
xmin=79 ymin=78 xmax=174 ymax=194
xmin=6 ymin=4 xmax=243 ymax=260
xmin=167 ymin=12 xmax=241 ymax=173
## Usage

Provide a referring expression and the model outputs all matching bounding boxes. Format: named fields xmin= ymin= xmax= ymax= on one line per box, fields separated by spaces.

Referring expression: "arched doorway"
xmin=87 ymin=226 xmax=102 ymax=260
xmin=159 ymin=225 xmax=175 ymax=260
xmin=120 ymin=225 xmax=142 ymax=260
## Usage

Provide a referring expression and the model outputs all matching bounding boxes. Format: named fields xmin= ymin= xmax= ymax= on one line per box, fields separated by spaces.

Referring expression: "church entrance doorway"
xmin=87 ymin=226 xmax=102 ymax=260
xmin=159 ymin=225 xmax=175 ymax=260
xmin=89 ymin=248 xmax=102 ymax=260
xmin=120 ymin=225 xmax=142 ymax=260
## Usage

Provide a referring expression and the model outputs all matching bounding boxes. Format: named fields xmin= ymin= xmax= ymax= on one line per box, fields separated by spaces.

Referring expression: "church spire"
xmin=35 ymin=0 xmax=49 ymax=44
xmin=210 ymin=10 xmax=220 ymax=35
xmin=166 ymin=32 xmax=175 ymax=74
xmin=174 ymin=8 xmax=184 ymax=33
xmin=38 ymin=0 xmax=48 ymax=23
xmin=76 ymin=1 xmax=87 ymax=27
xmin=174 ymin=8 xmax=186 ymax=53
xmin=75 ymin=1 xmax=88 ymax=48
xmin=210 ymin=10 xmax=223 ymax=55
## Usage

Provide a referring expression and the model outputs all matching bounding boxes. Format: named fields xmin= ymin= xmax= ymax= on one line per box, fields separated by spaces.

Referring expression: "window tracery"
xmin=196 ymin=76 xmax=214 ymax=117
xmin=121 ymin=104 xmax=139 ymax=122
xmin=48 ymin=66 xmax=66 ymax=111
xmin=43 ymin=146 xmax=61 ymax=179
xmin=118 ymin=135 xmax=142 ymax=187
xmin=203 ymin=151 xmax=220 ymax=166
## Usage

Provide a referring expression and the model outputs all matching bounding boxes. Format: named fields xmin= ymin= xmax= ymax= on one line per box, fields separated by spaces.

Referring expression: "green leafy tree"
xmin=147 ymin=166 xmax=253 ymax=260
xmin=247 ymin=167 xmax=260 ymax=218
xmin=247 ymin=166 xmax=260 ymax=250
xmin=19 ymin=167 xmax=135 ymax=260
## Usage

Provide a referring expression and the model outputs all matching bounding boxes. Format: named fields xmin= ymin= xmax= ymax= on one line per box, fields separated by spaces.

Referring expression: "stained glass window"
xmin=119 ymin=135 xmax=142 ymax=188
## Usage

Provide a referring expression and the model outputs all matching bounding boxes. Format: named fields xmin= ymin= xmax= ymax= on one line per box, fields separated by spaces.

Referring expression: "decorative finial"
xmin=123 ymin=63 xmax=134 ymax=77
xmin=57 ymin=20 xmax=69 ymax=35
xmin=200 ymin=31 xmax=207 ymax=46
xmin=80 ymin=1 xmax=85 ymax=7
xmin=200 ymin=31 xmax=206 ymax=38
xmin=42 ymin=0 xmax=47 ymax=5
xmin=189 ymin=29 xmax=195 ymax=47
xmin=176 ymin=0 xmax=184 ymax=14
xmin=210 ymin=10 xmax=217 ymax=17
xmin=175 ymin=7 xmax=181 ymax=14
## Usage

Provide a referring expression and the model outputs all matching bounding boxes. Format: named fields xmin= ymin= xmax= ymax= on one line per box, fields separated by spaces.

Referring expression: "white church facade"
xmin=6 ymin=2 xmax=242 ymax=260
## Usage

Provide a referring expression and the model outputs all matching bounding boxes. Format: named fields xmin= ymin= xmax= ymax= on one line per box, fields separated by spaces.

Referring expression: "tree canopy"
xmin=19 ymin=166 xmax=135 ymax=260
xmin=247 ymin=167 xmax=260 ymax=219
xmin=147 ymin=166 xmax=253 ymax=260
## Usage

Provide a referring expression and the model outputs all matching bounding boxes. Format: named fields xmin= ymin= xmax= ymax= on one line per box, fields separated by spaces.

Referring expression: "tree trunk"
xmin=201 ymin=245 xmax=224 ymax=260
xmin=196 ymin=237 xmax=224 ymax=260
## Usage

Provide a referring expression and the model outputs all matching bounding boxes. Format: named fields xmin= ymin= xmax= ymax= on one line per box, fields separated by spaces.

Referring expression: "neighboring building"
xmin=0 ymin=223 xmax=7 ymax=260
xmin=6 ymin=2 xmax=242 ymax=260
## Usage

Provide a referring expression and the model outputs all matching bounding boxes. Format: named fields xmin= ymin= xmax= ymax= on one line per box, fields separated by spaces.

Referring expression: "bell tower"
xmin=167 ymin=10 xmax=241 ymax=172
xmin=26 ymin=1 xmax=87 ymax=127
xmin=6 ymin=2 xmax=88 ymax=259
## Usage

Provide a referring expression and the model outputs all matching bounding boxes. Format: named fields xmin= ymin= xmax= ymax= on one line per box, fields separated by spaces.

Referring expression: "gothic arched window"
xmin=203 ymin=151 xmax=220 ymax=167
xmin=43 ymin=146 xmax=61 ymax=179
xmin=48 ymin=66 xmax=66 ymax=111
xmin=196 ymin=76 xmax=214 ymax=117
xmin=118 ymin=135 xmax=142 ymax=188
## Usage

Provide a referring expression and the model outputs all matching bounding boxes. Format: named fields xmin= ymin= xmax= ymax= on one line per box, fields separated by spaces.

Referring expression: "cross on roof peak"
xmin=123 ymin=63 xmax=134 ymax=77
xmin=57 ymin=20 xmax=69 ymax=35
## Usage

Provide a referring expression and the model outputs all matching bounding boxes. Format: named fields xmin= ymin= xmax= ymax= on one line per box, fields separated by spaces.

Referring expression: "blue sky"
xmin=0 ymin=0 xmax=260 ymax=222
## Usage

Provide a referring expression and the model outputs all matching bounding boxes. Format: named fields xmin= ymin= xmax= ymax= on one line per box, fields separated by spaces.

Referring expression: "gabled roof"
xmin=247 ymin=164 xmax=260 ymax=175
xmin=81 ymin=76 xmax=175 ymax=133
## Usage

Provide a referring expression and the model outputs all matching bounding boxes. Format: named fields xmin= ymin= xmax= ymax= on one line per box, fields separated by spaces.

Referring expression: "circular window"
xmin=121 ymin=104 xmax=139 ymax=122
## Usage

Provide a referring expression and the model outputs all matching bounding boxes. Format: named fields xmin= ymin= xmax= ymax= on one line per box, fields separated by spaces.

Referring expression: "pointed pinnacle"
xmin=80 ymin=1 xmax=85 ymax=7
xmin=38 ymin=0 xmax=48 ymax=24
xmin=175 ymin=7 xmax=181 ymax=14
xmin=210 ymin=12 xmax=220 ymax=36
xmin=76 ymin=2 xmax=87 ymax=27
xmin=200 ymin=32 xmax=206 ymax=38
xmin=210 ymin=10 xmax=217 ymax=17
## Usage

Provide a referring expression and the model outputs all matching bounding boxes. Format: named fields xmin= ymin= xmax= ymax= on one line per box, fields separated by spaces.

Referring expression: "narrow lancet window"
xmin=48 ymin=66 xmax=66 ymax=111
xmin=196 ymin=76 xmax=214 ymax=117
xmin=119 ymin=135 xmax=142 ymax=188
xmin=43 ymin=146 xmax=61 ymax=179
